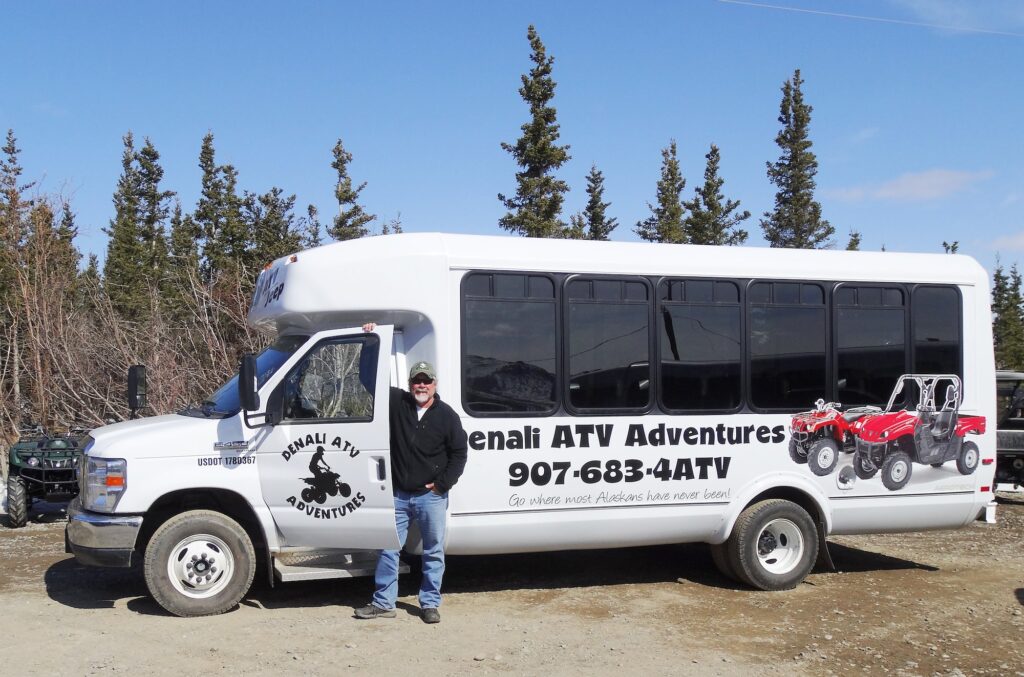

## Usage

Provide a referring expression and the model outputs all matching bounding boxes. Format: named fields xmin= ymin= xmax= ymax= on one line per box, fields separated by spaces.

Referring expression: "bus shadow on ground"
xmin=44 ymin=557 xmax=148 ymax=610
xmin=44 ymin=540 xmax=939 ymax=615
xmin=825 ymin=542 xmax=938 ymax=574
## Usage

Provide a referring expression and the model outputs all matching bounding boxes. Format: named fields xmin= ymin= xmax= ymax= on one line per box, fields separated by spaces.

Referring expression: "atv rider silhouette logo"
xmin=301 ymin=446 xmax=352 ymax=504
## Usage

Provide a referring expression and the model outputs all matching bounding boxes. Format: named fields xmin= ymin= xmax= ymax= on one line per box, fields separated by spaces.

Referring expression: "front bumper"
xmin=64 ymin=497 xmax=143 ymax=567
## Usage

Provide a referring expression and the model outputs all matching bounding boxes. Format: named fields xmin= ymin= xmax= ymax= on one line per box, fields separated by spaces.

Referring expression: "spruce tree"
xmin=136 ymin=138 xmax=173 ymax=291
xmin=103 ymin=132 xmax=147 ymax=317
xmin=498 ymin=25 xmax=571 ymax=238
xmin=943 ymin=241 xmax=960 ymax=254
xmin=568 ymin=165 xmax=617 ymax=240
xmin=0 ymin=130 xmax=34 ymax=302
xmin=992 ymin=261 xmax=1024 ymax=370
xmin=761 ymin=69 xmax=834 ymax=249
xmin=846 ymin=230 xmax=862 ymax=251
xmin=683 ymin=144 xmax=749 ymax=246
xmin=328 ymin=138 xmax=375 ymax=241
xmin=303 ymin=205 xmax=323 ymax=248
xmin=635 ymin=140 xmax=687 ymax=243
xmin=381 ymin=213 xmax=404 ymax=235
xmin=243 ymin=187 xmax=303 ymax=266
xmin=194 ymin=133 xmax=246 ymax=278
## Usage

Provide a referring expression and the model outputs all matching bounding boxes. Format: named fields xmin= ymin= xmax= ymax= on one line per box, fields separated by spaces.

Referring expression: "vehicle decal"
xmin=280 ymin=440 xmax=365 ymax=520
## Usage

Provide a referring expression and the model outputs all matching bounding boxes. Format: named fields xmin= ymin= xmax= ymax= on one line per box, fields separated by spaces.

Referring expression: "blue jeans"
xmin=372 ymin=489 xmax=448 ymax=610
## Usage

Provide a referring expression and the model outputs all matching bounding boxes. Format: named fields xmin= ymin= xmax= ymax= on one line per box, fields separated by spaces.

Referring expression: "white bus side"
xmin=67 ymin=233 xmax=996 ymax=616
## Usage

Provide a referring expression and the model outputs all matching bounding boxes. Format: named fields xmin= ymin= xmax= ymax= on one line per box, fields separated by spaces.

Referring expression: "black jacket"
xmin=388 ymin=388 xmax=468 ymax=494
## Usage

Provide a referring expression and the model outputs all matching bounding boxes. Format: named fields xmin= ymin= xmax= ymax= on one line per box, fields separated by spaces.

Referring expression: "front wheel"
xmin=143 ymin=510 xmax=256 ymax=617
xmin=6 ymin=476 xmax=28 ymax=528
xmin=854 ymin=452 xmax=878 ymax=480
xmin=726 ymin=499 xmax=818 ymax=591
xmin=956 ymin=441 xmax=979 ymax=476
xmin=807 ymin=438 xmax=839 ymax=476
xmin=881 ymin=451 xmax=913 ymax=491
xmin=789 ymin=439 xmax=808 ymax=464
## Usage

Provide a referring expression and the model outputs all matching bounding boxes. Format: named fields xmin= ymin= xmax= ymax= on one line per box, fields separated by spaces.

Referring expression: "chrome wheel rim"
xmin=166 ymin=533 xmax=234 ymax=599
xmin=756 ymin=518 xmax=804 ymax=575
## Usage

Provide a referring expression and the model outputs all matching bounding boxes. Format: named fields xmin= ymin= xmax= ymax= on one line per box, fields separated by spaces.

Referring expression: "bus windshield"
xmin=180 ymin=335 xmax=309 ymax=418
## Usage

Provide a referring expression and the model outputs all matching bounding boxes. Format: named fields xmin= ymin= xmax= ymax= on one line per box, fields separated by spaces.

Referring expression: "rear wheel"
xmin=6 ymin=476 xmax=28 ymax=528
xmin=881 ymin=451 xmax=913 ymax=491
xmin=956 ymin=441 xmax=979 ymax=476
xmin=726 ymin=499 xmax=818 ymax=591
xmin=143 ymin=510 xmax=256 ymax=617
xmin=709 ymin=542 xmax=739 ymax=583
xmin=807 ymin=438 xmax=839 ymax=476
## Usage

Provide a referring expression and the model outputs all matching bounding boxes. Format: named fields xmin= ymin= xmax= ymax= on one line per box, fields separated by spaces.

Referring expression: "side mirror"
xmin=127 ymin=365 xmax=147 ymax=418
xmin=239 ymin=354 xmax=260 ymax=411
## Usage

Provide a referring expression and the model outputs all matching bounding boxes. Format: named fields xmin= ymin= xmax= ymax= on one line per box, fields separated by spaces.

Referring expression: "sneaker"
xmin=422 ymin=607 xmax=441 ymax=624
xmin=354 ymin=604 xmax=396 ymax=619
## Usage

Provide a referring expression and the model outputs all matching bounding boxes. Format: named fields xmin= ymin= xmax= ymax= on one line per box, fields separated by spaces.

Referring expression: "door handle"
xmin=376 ymin=457 xmax=386 ymax=481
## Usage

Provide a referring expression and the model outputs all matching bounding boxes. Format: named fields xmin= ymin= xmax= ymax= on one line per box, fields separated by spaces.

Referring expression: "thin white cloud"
xmin=892 ymin=0 xmax=1024 ymax=35
xmin=992 ymin=231 xmax=1024 ymax=252
xmin=31 ymin=102 xmax=68 ymax=118
xmin=851 ymin=127 xmax=879 ymax=144
xmin=1002 ymin=192 xmax=1021 ymax=207
xmin=827 ymin=169 xmax=994 ymax=203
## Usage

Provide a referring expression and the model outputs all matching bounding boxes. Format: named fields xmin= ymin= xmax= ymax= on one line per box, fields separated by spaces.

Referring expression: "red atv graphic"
xmin=789 ymin=400 xmax=881 ymax=476
xmin=847 ymin=374 xmax=986 ymax=491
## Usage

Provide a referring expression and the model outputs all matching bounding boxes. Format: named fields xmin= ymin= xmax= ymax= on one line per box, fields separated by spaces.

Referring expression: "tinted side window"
xmin=835 ymin=286 xmax=906 ymax=405
xmin=749 ymin=282 xmax=827 ymax=410
xmin=659 ymin=279 xmax=742 ymax=411
xmin=913 ymin=286 xmax=961 ymax=376
xmin=282 ymin=337 xmax=377 ymax=421
xmin=462 ymin=273 xmax=558 ymax=415
xmin=567 ymin=277 xmax=651 ymax=411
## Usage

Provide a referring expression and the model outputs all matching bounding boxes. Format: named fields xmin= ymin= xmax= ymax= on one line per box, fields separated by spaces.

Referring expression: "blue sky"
xmin=4 ymin=1 xmax=1023 ymax=276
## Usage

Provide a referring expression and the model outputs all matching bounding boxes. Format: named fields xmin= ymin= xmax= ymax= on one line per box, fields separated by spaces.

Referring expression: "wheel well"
xmin=745 ymin=486 xmax=825 ymax=530
xmin=136 ymin=489 xmax=267 ymax=567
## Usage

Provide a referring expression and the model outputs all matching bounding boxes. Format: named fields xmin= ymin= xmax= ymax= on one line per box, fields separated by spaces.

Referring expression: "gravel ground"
xmin=0 ymin=493 xmax=1022 ymax=676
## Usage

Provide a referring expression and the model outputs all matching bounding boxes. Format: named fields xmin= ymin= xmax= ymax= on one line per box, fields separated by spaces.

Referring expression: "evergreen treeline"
xmin=0 ymin=26 xmax=996 ymax=446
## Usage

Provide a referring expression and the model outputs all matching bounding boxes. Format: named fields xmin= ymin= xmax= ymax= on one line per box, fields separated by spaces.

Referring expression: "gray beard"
xmin=414 ymin=392 xmax=430 ymax=405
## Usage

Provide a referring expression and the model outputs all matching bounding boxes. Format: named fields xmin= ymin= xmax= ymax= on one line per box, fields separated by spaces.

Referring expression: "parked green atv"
xmin=5 ymin=426 xmax=87 ymax=528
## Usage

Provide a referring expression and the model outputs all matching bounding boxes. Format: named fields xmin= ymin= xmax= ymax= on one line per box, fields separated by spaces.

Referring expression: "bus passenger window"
xmin=913 ymin=286 xmax=961 ymax=377
xmin=835 ymin=286 xmax=906 ymax=406
xmin=659 ymin=279 xmax=741 ymax=412
xmin=567 ymin=277 xmax=651 ymax=412
xmin=462 ymin=273 xmax=558 ymax=415
xmin=750 ymin=282 xmax=827 ymax=410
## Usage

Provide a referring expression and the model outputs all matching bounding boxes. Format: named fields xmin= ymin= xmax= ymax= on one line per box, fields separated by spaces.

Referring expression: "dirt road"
xmin=1 ymin=495 xmax=1022 ymax=676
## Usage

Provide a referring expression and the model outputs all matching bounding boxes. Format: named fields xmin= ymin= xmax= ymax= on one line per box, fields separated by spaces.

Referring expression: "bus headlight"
xmin=83 ymin=457 xmax=127 ymax=513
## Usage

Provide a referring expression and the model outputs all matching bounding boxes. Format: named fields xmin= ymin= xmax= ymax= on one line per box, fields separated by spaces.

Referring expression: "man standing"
xmin=355 ymin=323 xmax=468 ymax=624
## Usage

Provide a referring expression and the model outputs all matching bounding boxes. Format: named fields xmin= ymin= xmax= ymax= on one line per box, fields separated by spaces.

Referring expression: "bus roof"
xmin=248 ymin=232 xmax=989 ymax=332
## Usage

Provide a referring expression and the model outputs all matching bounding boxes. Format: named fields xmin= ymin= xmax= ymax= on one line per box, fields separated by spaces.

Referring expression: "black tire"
xmin=338 ymin=482 xmax=352 ymax=498
xmin=6 ymin=476 xmax=28 ymax=528
xmin=956 ymin=441 xmax=979 ymax=476
xmin=709 ymin=542 xmax=739 ymax=583
xmin=789 ymin=438 xmax=807 ymax=464
xmin=853 ymin=452 xmax=878 ymax=480
xmin=143 ymin=510 xmax=256 ymax=617
xmin=881 ymin=451 xmax=913 ymax=491
xmin=725 ymin=499 xmax=818 ymax=591
xmin=807 ymin=438 xmax=840 ymax=476
xmin=300 ymin=488 xmax=314 ymax=503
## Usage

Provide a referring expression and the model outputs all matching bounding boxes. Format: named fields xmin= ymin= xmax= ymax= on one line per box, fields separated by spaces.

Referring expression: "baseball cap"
xmin=409 ymin=361 xmax=437 ymax=381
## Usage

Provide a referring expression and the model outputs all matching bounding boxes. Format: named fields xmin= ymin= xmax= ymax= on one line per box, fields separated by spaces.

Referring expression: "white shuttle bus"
xmin=66 ymin=233 xmax=997 ymax=617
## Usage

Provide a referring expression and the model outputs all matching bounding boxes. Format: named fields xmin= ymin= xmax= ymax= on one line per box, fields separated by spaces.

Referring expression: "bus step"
xmin=273 ymin=550 xmax=409 ymax=582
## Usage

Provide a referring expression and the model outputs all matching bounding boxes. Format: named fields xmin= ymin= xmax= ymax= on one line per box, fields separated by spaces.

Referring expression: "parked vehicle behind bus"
xmin=65 ymin=234 xmax=997 ymax=616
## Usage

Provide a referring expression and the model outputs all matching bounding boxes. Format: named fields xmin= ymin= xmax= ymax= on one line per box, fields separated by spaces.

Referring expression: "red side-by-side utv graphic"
xmin=790 ymin=375 xmax=986 ymax=491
